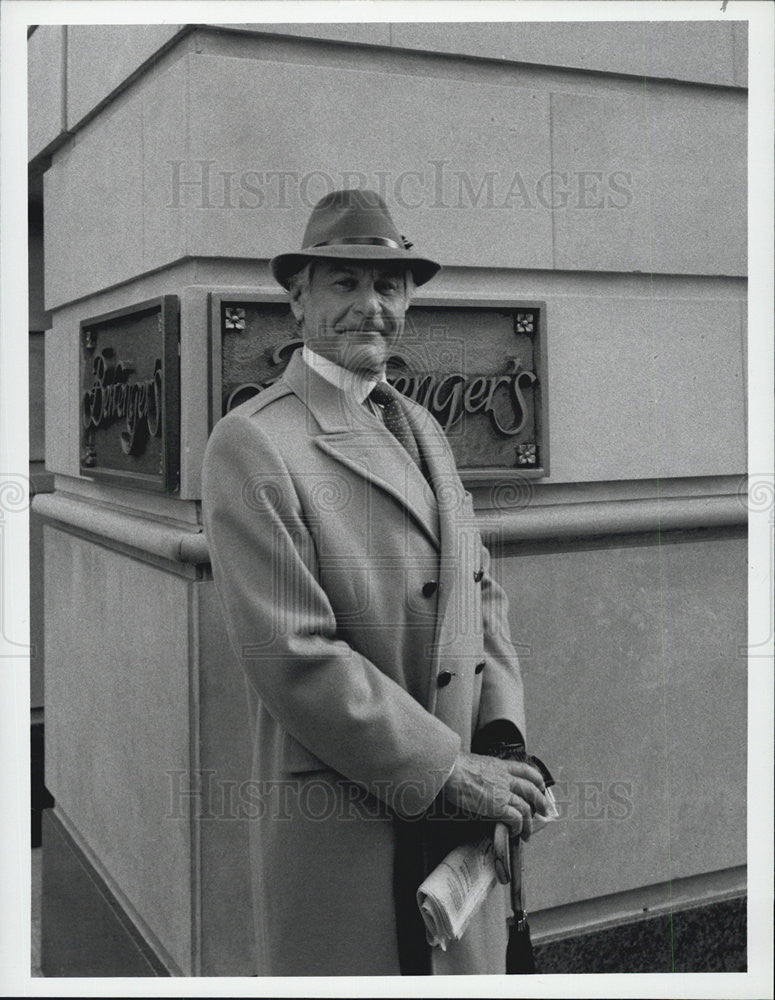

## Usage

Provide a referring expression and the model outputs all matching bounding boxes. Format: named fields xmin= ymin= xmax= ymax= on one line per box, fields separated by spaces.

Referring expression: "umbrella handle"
xmin=509 ymin=834 xmax=525 ymax=920
xmin=493 ymin=821 xmax=511 ymax=883
xmin=494 ymin=821 xmax=526 ymax=918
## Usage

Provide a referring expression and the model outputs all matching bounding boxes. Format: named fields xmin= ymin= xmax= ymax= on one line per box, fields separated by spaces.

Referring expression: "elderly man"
xmin=201 ymin=189 xmax=549 ymax=976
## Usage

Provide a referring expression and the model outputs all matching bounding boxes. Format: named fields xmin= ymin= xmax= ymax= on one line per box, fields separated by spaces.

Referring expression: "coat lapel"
xmin=405 ymin=401 xmax=468 ymax=638
xmin=282 ymin=350 xmax=440 ymax=549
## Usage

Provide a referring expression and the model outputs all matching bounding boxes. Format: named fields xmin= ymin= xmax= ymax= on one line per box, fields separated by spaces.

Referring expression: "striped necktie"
xmin=368 ymin=381 xmax=424 ymax=472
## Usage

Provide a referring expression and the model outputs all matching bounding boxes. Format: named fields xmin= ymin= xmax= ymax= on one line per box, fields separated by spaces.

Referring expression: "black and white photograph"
xmin=1 ymin=1 xmax=773 ymax=995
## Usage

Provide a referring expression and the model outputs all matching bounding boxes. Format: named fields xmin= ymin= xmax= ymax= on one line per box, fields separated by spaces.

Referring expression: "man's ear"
xmin=289 ymin=282 xmax=305 ymax=324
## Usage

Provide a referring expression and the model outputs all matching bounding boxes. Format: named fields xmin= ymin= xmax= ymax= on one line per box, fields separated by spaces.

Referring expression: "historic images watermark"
xmin=165 ymin=768 xmax=635 ymax=824
xmin=738 ymin=474 xmax=775 ymax=656
xmin=0 ymin=474 xmax=32 ymax=657
xmin=167 ymin=160 xmax=634 ymax=212
xmin=231 ymin=464 xmax=533 ymax=658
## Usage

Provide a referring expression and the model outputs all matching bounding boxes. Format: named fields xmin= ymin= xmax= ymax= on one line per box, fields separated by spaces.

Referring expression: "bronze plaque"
xmin=80 ymin=296 xmax=180 ymax=492
xmin=210 ymin=293 xmax=547 ymax=482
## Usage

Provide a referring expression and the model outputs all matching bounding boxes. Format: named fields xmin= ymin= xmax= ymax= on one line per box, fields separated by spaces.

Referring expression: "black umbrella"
xmin=506 ymin=834 xmax=536 ymax=974
xmin=485 ymin=735 xmax=555 ymax=974
xmin=494 ymin=822 xmax=535 ymax=973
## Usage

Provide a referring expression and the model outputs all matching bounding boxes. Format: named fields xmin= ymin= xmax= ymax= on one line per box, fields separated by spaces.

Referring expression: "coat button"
xmin=422 ymin=580 xmax=438 ymax=597
xmin=475 ymin=660 xmax=485 ymax=674
xmin=473 ymin=568 xmax=484 ymax=583
xmin=437 ymin=670 xmax=453 ymax=688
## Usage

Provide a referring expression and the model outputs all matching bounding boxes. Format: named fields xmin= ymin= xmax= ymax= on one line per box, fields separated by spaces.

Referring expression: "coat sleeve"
xmin=475 ymin=520 xmax=528 ymax=744
xmin=201 ymin=412 xmax=460 ymax=818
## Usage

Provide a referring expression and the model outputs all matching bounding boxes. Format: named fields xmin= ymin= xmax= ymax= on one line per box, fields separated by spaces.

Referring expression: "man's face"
xmin=290 ymin=260 xmax=410 ymax=378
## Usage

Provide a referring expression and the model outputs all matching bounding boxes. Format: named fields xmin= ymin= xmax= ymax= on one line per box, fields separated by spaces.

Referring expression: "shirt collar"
xmin=301 ymin=344 xmax=386 ymax=404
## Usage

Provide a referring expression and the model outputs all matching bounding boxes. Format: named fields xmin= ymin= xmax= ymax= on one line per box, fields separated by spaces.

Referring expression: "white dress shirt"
xmin=301 ymin=344 xmax=386 ymax=417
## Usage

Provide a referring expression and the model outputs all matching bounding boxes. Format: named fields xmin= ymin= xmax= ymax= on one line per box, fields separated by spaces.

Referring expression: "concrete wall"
xmin=509 ymin=530 xmax=747 ymax=913
xmin=41 ymin=30 xmax=746 ymax=309
xmin=37 ymin=25 xmax=747 ymax=499
xmin=27 ymin=18 xmax=747 ymax=163
xmin=44 ymin=527 xmax=195 ymax=970
xmin=29 ymin=326 xmax=47 ymax=710
xmin=31 ymin=20 xmax=747 ymax=973
xmin=29 ymin=203 xmax=51 ymax=710
xmin=27 ymin=24 xmax=189 ymax=160
xmin=27 ymin=26 xmax=66 ymax=162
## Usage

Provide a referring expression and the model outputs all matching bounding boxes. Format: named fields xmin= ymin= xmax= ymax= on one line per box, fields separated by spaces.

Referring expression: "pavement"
xmin=32 ymin=847 xmax=42 ymax=977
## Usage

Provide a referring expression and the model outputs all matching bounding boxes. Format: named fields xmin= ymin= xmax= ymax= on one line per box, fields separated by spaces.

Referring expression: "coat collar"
xmin=301 ymin=344 xmax=379 ymax=405
xmin=282 ymin=349 xmax=441 ymax=548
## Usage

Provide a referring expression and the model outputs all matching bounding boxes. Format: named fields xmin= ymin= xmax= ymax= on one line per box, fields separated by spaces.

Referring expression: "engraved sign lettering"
xmin=82 ymin=351 xmax=163 ymax=456
xmin=79 ymin=296 xmax=180 ymax=492
xmin=386 ymin=357 xmax=538 ymax=436
xmin=211 ymin=295 xmax=547 ymax=481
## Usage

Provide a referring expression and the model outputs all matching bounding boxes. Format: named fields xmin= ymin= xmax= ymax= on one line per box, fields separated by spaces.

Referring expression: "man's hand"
xmin=443 ymin=752 xmax=549 ymax=841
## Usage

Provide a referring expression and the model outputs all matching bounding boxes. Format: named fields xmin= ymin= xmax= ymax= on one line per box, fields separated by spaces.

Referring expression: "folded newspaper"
xmin=416 ymin=836 xmax=497 ymax=950
xmin=416 ymin=788 xmax=559 ymax=950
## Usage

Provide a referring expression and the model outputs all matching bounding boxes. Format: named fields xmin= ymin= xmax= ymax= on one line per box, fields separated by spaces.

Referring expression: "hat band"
xmin=308 ymin=236 xmax=404 ymax=250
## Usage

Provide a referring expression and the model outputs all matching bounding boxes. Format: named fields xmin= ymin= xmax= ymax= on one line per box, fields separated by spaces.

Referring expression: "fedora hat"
xmin=270 ymin=189 xmax=442 ymax=289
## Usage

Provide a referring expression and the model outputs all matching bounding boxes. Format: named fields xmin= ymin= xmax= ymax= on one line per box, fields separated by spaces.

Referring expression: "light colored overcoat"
xmin=201 ymin=348 xmax=527 ymax=975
